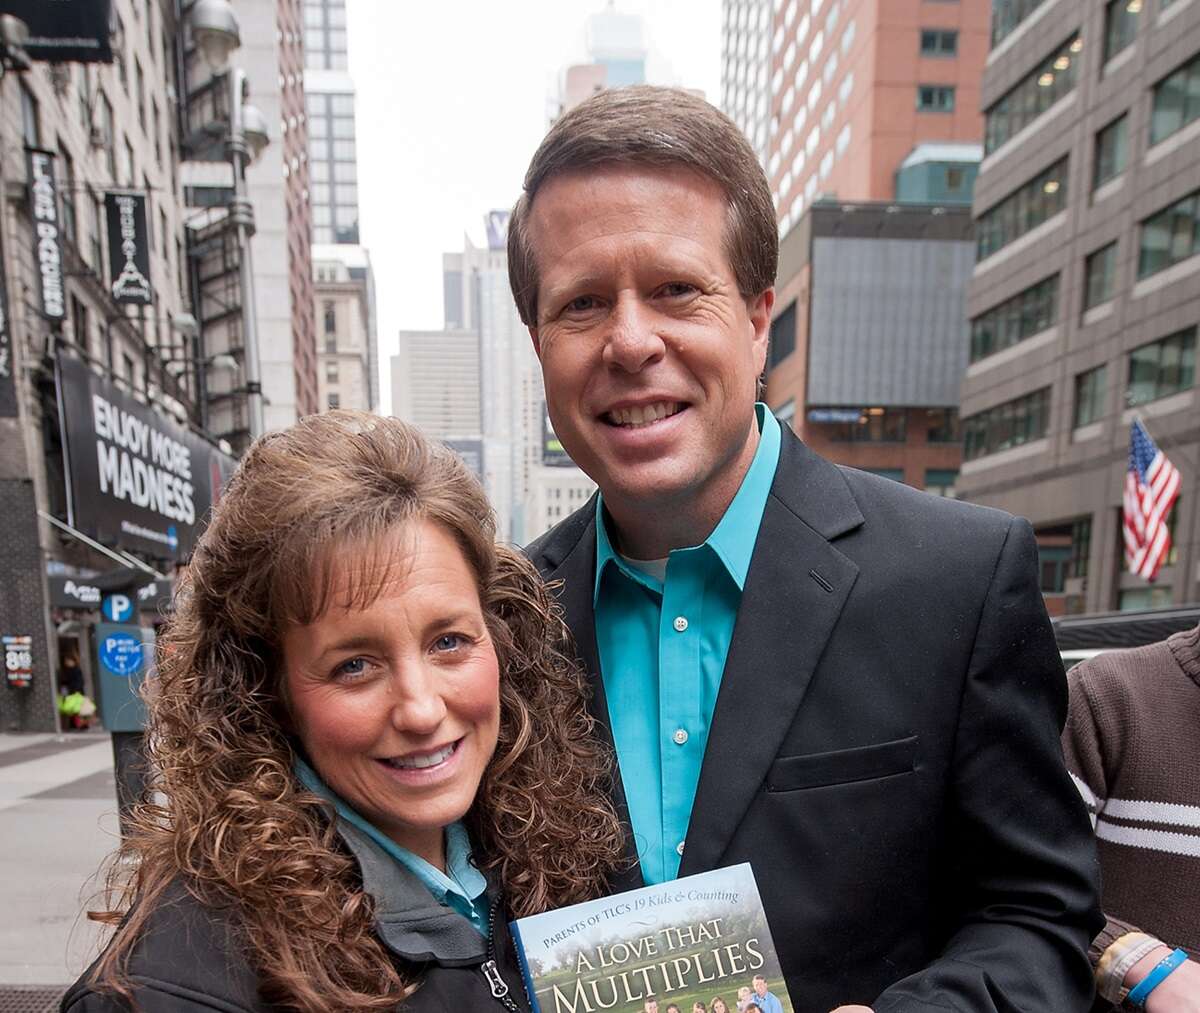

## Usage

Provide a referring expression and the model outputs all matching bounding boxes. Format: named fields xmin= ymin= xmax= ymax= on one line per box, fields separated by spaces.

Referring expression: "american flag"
xmin=1124 ymin=419 xmax=1181 ymax=581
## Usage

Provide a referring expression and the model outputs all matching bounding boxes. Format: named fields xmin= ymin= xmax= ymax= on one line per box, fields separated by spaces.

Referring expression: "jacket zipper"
xmin=482 ymin=896 xmax=533 ymax=1012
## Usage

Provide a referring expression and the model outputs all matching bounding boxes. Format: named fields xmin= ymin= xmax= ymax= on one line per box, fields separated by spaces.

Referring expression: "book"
xmin=509 ymin=863 xmax=794 ymax=1013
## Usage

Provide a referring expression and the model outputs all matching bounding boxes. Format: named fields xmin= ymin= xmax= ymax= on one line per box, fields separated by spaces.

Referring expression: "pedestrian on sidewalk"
xmin=62 ymin=412 xmax=624 ymax=1013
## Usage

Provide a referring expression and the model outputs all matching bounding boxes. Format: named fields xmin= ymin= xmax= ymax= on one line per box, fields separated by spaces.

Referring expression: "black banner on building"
xmin=104 ymin=192 xmax=153 ymax=305
xmin=0 ymin=1 xmax=114 ymax=63
xmin=56 ymin=355 xmax=238 ymax=561
xmin=27 ymin=148 xmax=64 ymax=321
xmin=0 ymin=206 xmax=15 ymax=417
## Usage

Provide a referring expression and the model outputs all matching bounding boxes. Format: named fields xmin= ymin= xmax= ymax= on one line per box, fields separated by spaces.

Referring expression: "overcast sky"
xmin=343 ymin=0 xmax=722 ymax=412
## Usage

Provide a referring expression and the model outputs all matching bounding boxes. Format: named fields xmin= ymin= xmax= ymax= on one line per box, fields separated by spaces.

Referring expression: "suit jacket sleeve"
xmin=873 ymin=517 xmax=1103 ymax=1013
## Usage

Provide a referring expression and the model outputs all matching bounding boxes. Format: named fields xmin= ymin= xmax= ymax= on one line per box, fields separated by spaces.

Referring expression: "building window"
xmin=916 ymin=85 xmax=955 ymax=112
xmin=60 ymin=146 xmax=77 ymax=247
xmin=1118 ymin=586 xmax=1174 ymax=610
xmin=1126 ymin=327 xmax=1195 ymax=406
xmin=924 ymin=468 xmax=958 ymax=497
xmin=920 ymin=30 xmax=958 ymax=56
xmin=1073 ymin=364 xmax=1107 ymax=428
xmin=328 ymin=393 xmax=340 ymax=409
xmin=984 ymin=35 xmax=1081 ymax=153
xmin=1093 ymin=114 xmax=1128 ymax=189
xmin=97 ymin=92 xmax=116 ymax=179
xmin=1137 ymin=189 xmax=1200 ymax=279
xmin=90 ymin=192 xmax=103 ymax=272
xmin=323 ymin=301 xmax=336 ymax=336
xmin=77 ymin=64 xmax=91 ymax=132
xmin=184 ymin=185 xmax=235 ymax=208
xmin=19 ymin=81 xmax=39 ymax=147
xmin=1150 ymin=51 xmax=1200 ymax=146
xmin=925 ymin=408 xmax=961 ymax=443
xmin=1083 ymin=242 xmax=1118 ymax=311
xmin=991 ymin=0 xmax=1048 ymax=48
xmin=769 ymin=300 xmax=797 ymax=368
xmin=70 ymin=296 xmax=89 ymax=352
xmin=820 ymin=407 xmax=907 ymax=442
xmin=326 ymin=361 xmax=339 ymax=383
xmin=969 ymin=274 xmax=1058 ymax=362
xmin=135 ymin=58 xmax=146 ymax=131
xmin=963 ymin=388 xmax=1051 ymax=461
xmin=976 ymin=158 xmax=1068 ymax=261
xmin=1103 ymin=0 xmax=1139 ymax=63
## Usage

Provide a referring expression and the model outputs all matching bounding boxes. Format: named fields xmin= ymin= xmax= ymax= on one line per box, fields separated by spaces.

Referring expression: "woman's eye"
xmin=333 ymin=657 xmax=370 ymax=682
xmin=433 ymin=633 xmax=466 ymax=653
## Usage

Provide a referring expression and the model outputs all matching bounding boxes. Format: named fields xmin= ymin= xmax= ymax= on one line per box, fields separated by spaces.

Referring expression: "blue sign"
xmin=99 ymin=632 xmax=143 ymax=676
xmin=101 ymin=593 xmax=135 ymax=623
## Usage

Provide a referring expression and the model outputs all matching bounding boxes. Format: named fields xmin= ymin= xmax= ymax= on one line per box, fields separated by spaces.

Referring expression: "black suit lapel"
xmin=543 ymin=516 xmax=645 ymax=892
xmin=679 ymin=430 xmax=864 ymax=876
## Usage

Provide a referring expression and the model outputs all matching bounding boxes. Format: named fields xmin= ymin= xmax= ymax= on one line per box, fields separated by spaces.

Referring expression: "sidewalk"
xmin=0 ymin=732 xmax=122 ymax=1006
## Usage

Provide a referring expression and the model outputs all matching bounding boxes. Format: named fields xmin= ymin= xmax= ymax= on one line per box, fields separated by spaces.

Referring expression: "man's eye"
xmin=564 ymin=295 xmax=599 ymax=314
xmin=659 ymin=282 xmax=696 ymax=298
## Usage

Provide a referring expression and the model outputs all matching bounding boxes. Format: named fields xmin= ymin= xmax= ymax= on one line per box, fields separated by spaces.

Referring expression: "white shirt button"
xmin=672 ymin=728 xmax=689 ymax=745
xmin=676 ymin=840 xmax=686 ymax=856
xmin=673 ymin=616 xmax=689 ymax=632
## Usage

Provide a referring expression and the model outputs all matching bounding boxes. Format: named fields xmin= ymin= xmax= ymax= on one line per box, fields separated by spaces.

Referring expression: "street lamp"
xmin=186 ymin=0 xmax=268 ymax=442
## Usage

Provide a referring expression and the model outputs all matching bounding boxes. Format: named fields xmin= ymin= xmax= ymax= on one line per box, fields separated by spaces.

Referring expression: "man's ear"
xmin=528 ymin=325 xmax=542 ymax=359
xmin=748 ymin=287 xmax=775 ymax=369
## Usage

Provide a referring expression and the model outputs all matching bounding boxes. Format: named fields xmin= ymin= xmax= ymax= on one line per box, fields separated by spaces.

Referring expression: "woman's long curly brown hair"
xmin=89 ymin=410 xmax=625 ymax=1010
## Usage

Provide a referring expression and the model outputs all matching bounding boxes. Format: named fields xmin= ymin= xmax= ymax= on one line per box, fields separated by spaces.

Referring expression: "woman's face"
xmin=282 ymin=519 xmax=501 ymax=869
xmin=713 ymin=1001 xmax=728 ymax=1013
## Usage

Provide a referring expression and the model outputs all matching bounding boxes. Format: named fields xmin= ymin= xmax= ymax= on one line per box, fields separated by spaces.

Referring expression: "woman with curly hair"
xmin=62 ymin=411 xmax=625 ymax=1012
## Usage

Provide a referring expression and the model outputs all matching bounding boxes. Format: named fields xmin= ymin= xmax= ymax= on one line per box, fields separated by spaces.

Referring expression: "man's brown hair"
xmin=507 ymin=85 xmax=778 ymax=326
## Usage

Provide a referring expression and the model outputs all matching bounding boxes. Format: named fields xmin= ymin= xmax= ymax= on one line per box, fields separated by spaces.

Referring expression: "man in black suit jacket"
xmin=508 ymin=85 xmax=1102 ymax=1012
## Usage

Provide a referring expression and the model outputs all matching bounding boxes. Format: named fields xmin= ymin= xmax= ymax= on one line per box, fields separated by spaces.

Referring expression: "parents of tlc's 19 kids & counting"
xmin=61 ymin=412 xmax=625 ymax=1013
xmin=515 ymin=85 xmax=1103 ymax=1013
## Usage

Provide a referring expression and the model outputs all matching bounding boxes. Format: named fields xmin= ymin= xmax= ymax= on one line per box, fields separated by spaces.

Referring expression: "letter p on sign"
xmin=102 ymin=594 xmax=134 ymax=623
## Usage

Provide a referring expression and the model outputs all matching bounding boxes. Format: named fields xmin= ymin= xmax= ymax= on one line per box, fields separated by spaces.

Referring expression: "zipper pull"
xmin=481 ymin=958 xmax=510 ymax=1000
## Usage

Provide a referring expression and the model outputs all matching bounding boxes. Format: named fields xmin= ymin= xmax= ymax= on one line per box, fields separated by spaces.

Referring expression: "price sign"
xmin=3 ymin=634 xmax=33 ymax=689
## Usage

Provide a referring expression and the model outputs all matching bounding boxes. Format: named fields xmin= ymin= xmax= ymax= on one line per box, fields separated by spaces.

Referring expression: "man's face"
xmin=526 ymin=165 xmax=772 ymax=523
xmin=644 ymin=1002 xmax=658 ymax=1013
xmin=754 ymin=979 xmax=767 ymax=997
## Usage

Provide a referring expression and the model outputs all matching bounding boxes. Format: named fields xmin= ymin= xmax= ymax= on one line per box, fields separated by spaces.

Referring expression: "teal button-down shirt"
xmin=295 ymin=758 xmax=490 ymax=935
xmin=593 ymin=404 xmax=781 ymax=884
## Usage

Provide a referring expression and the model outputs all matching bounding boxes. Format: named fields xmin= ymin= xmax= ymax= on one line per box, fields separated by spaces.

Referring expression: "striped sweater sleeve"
xmin=1062 ymin=666 xmax=1143 ymax=961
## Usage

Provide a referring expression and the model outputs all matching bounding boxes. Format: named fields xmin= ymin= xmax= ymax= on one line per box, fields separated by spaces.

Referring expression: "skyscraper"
xmin=957 ymin=0 xmax=1200 ymax=614
xmin=303 ymin=0 xmax=379 ymax=411
xmin=723 ymin=0 xmax=990 ymax=232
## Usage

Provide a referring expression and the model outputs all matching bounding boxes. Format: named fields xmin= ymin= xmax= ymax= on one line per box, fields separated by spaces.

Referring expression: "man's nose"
xmin=387 ymin=665 xmax=447 ymax=735
xmin=602 ymin=295 xmax=665 ymax=373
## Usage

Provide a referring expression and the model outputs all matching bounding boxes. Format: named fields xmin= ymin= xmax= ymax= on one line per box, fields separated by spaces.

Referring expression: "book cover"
xmin=510 ymin=863 xmax=794 ymax=1013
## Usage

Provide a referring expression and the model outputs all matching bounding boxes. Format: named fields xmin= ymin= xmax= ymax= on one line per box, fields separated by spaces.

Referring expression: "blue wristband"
xmin=1126 ymin=948 xmax=1188 ymax=1007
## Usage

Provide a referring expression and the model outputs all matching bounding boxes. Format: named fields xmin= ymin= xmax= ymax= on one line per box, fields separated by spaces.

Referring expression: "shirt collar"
xmin=294 ymin=757 xmax=488 ymax=915
xmin=594 ymin=403 xmax=781 ymax=600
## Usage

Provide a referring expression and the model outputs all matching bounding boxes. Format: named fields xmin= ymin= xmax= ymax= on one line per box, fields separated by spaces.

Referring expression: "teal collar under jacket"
xmin=592 ymin=404 xmax=781 ymax=884
xmin=294 ymin=757 xmax=490 ymax=936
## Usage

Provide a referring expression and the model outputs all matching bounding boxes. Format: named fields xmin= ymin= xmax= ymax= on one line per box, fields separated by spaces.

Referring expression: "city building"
xmin=315 ymin=246 xmax=374 ymax=411
xmin=0 ymin=1 xmax=236 ymax=732
xmin=766 ymin=202 xmax=972 ymax=493
xmin=722 ymin=0 xmax=991 ymax=232
xmin=958 ymin=0 xmax=1200 ymax=615
xmin=554 ymin=3 xmax=647 ymax=116
xmin=182 ymin=0 xmax=318 ymax=447
xmin=726 ymin=1 xmax=991 ymax=496
xmin=303 ymin=0 xmax=379 ymax=412
xmin=391 ymin=327 xmax=483 ymax=477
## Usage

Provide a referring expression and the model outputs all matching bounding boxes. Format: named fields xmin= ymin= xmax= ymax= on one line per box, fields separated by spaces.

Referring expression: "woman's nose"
xmin=386 ymin=666 xmax=447 ymax=734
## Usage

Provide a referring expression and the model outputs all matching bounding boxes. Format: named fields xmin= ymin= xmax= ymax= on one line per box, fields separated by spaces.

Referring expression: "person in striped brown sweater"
xmin=1063 ymin=623 xmax=1200 ymax=1012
